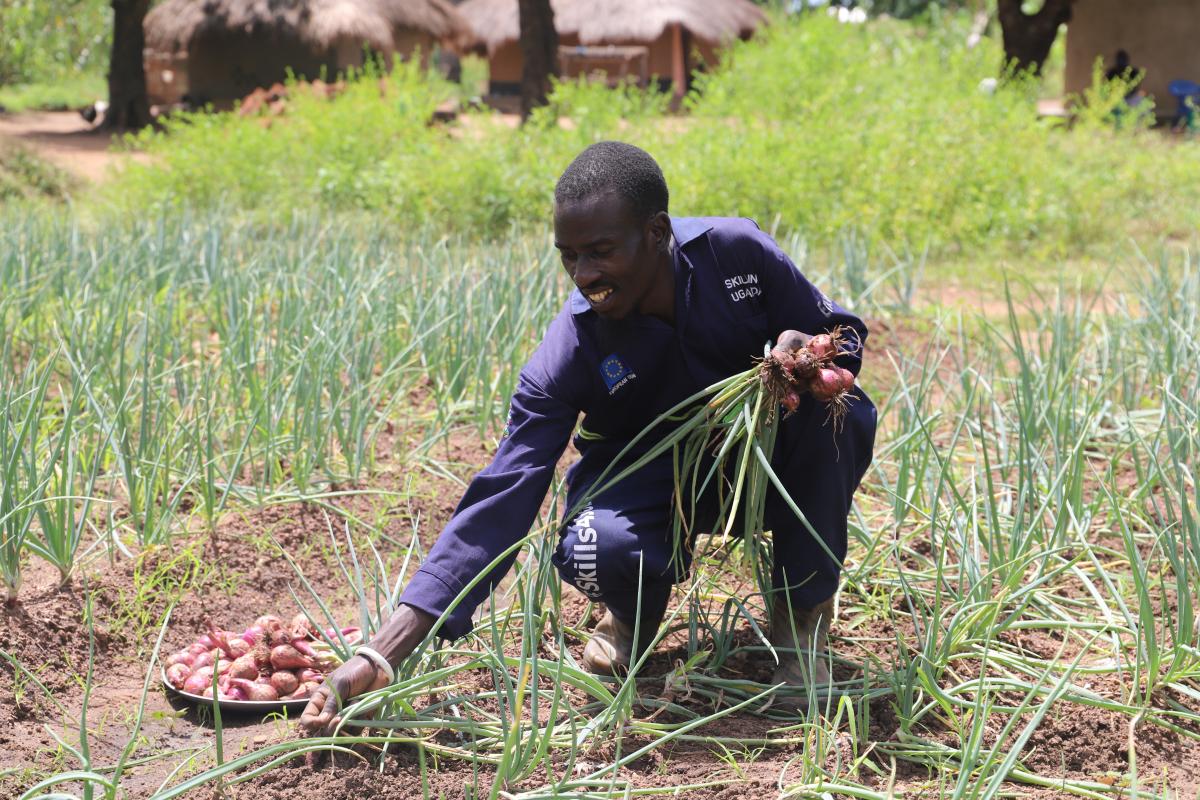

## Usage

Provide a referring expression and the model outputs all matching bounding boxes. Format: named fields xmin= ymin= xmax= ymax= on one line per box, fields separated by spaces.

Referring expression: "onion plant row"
xmin=0 ymin=213 xmax=567 ymax=594
xmin=6 ymin=210 xmax=1199 ymax=798
xmin=0 ymin=212 xmax=911 ymax=600
xmin=152 ymin=256 xmax=1200 ymax=796
xmin=285 ymin=252 xmax=1195 ymax=798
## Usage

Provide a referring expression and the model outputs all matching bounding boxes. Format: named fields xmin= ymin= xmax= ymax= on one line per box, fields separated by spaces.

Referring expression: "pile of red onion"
xmin=760 ymin=327 xmax=858 ymax=426
xmin=164 ymin=613 xmax=361 ymax=702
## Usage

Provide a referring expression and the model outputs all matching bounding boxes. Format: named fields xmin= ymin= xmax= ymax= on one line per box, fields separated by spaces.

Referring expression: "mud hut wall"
xmin=331 ymin=36 xmax=380 ymax=69
xmin=642 ymin=31 xmax=719 ymax=89
xmin=1065 ymin=0 xmax=1200 ymax=113
xmin=488 ymin=41 xmax=523 ymax=90
xmin=391 ymin=28 xmax=437 ymax=69
xmin=487 ymin=34 xmax=581 ymax=94
xmin=146 ymin=49 xmax=190 ymax=105
xmin=329 ymin=30 xmax=433 ymax=70
xmin=487 ymin=31 xmax=720 ymax=95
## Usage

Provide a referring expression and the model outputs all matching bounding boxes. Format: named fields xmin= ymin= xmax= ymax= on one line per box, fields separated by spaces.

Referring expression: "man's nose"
xmin=572 ymin=257 xmax=600 ymax=286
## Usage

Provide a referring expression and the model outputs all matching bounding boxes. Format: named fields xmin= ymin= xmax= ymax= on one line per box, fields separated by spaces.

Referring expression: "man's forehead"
xmin=554 ymin=192 xmax=638 ymax=230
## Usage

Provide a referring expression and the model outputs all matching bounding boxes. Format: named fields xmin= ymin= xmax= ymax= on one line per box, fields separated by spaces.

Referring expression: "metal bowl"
xmin=161 ymin=667 xmax=312 ymax=715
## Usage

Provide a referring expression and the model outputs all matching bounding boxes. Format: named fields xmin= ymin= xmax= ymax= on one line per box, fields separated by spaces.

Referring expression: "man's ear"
xmin=648 ymin=211 xmax=672 ymax=252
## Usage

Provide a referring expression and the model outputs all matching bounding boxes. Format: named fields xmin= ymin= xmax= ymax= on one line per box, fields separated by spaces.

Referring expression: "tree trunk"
xmin=518 ymin=0 xmax=557 ymax=121
xmin=105 ymin=0 xmax=153 ymax=130
xmin=997 ymin=0 xmax=1073 ymax=76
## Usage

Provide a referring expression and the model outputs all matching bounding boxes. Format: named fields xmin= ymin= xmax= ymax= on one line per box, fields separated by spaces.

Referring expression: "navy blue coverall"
xmin=398 ymin=217 xmax=877 ymax=638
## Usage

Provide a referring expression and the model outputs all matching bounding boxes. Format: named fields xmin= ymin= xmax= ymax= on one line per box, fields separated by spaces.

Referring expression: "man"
xmin=301 ymin=142 xmax=876 ymax=736
xmin=1104 ymin=49 xmax=1146 ymax=109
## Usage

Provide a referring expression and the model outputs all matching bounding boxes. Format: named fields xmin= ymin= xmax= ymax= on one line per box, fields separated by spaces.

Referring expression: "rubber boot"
xmin=582 ymin=605 xmax=664 ymax=676
xmin=770 ymin=595 xmax=834 ymax=703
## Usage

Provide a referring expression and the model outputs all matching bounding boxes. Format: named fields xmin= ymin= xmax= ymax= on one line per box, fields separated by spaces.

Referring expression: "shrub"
xmin=104 ymin=13 xmax=1200 ymax=261
xmin=0 ymin=0 xmax=109 ymax=85
xmin=0 ymin=143 xmax=73 ymax=201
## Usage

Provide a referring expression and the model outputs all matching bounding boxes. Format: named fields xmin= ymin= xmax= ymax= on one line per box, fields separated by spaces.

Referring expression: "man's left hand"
xmin=772 ymin=329 xmax=855 ymax=401
xmin=773 ymin=329 xmax=811 ymax=355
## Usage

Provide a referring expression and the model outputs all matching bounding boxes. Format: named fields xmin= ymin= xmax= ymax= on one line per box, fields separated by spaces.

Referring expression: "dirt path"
xmin=0 ymin=110 xmax=145 ymax=182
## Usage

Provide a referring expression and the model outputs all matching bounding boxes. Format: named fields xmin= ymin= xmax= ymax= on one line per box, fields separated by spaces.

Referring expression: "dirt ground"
xmin=3 ymin=323 xmax=1199 ymax=799
xmin=0 ymin=111 xmax=144 ymax=182
xmin=6 ymin=495 xmax=1198 ymax=798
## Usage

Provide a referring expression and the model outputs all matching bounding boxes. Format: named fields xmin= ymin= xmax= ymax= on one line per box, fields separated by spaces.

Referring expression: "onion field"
xmin=1 ymin=210 xmax=1197 ymax=799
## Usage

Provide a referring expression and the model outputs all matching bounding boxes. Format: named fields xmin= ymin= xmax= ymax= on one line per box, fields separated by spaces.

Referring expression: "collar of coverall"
xmin=568 ymin=216 xmax=712 ymax=317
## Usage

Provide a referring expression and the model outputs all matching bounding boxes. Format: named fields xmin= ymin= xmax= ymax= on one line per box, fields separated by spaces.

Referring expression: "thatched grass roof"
xmin=146 ymin=0 xmax=471 ymax=53
xmin=458 ymin=0 xmax=766 ymax=55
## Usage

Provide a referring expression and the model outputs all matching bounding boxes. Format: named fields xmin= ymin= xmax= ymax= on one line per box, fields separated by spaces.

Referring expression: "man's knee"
xmin=556 ymin=502 xmax=607 ymax=598
xmin=554 ymin=501 xmax=675 ymax=601
xmin=556 ymin=502 xmax=656 ymax=600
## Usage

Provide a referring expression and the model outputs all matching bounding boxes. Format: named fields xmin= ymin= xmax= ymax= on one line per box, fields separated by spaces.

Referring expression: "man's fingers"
xmin=299 ymin=659 xmax=386 ymax=742
xmin=301 ymin=690 xmax=339 ymax=766
xmin=299 ymin=688 xmax=327 ymax=725
xmin=319 ymin=712 xmax=344 ymax=738
xmin=300 ymin=687 xmax=337 ymax=734
xmin=308 ymin=707 xmax=335 ymax=732
xmin=776 ymin=330 xmax=811 ymax=353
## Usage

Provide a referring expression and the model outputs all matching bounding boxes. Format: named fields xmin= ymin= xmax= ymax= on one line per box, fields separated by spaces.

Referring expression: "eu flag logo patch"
xmin=600 ymin=354 xmax=632 ymax=392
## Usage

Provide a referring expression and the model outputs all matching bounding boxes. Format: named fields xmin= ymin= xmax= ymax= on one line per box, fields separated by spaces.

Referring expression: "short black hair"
xmin=554 ymin=141 xmax=669 ymax=223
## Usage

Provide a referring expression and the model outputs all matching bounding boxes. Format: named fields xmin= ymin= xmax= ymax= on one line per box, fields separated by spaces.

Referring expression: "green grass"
xmin=102 ymin=13 xmax=1200 ymax=267
xmin=0 ymin=142 xmax=73 ymax=202
xmin=0 ymin=0 xmax=110 ymax=86
xmin=0 ymin=72 xmax=106 ymax=112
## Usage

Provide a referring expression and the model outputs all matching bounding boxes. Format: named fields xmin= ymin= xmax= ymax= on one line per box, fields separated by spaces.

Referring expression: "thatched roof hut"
xmin=458 ymin=0 xmax=765 ymax=99
xmin=144 ymin=0 xmax=470 ymax=106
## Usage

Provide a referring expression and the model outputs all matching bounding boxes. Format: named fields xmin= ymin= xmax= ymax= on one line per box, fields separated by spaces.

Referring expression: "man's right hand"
xmin=299 ymin=654 xmax=391 ymax=737
xmin=299 ymin=603 xmax=436 ymax=738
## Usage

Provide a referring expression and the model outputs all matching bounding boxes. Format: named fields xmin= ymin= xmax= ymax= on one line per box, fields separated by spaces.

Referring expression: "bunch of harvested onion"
xmin=759 ymin=327 xmax=858 ymax=422
xmin=164 ymin=613 xmax=361 ymax=701
xmin=566 ymin=327 xmax=860 ymax=588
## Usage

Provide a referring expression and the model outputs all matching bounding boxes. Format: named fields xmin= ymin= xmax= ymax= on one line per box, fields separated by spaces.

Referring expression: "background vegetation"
xmin=4 ymin=6 xmax=1200 ymax=798
xmin=0 ymin=0 xmax=110 ymax=109
xmin=96 ymin=14 xmax=1198 ymax=266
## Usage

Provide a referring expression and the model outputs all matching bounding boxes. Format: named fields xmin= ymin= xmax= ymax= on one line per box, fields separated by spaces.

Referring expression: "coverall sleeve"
xmin=398 ymin=371 xmax=580 ymax=640
xmin=756 ymin=232 xmax=868 ymax=376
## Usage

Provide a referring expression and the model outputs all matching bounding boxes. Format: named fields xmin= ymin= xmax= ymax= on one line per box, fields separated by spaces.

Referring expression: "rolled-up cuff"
xmin=398 ymin=565 xmax=474 ymax=641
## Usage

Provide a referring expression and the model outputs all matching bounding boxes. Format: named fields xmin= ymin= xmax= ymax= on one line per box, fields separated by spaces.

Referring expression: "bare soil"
xmin=0 ymin=111 xmax=145 ymax=182
xmin=5 ymin=480 xmax=1199 ymax=799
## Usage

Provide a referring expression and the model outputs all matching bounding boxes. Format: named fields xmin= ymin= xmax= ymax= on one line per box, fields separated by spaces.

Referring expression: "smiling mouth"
xmin=584 ymin=287 xmax=614 ymax=305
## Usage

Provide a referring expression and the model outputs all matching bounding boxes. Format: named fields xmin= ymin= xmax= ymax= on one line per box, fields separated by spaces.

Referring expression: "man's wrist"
xmin=363 ymin=603 xmax=436 ymax=666
xmin=354 ymin=645 xmax=396 ymax=683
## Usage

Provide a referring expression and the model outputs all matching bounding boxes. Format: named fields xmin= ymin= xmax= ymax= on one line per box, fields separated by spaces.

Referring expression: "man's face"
xmin=553 ymin=192 xmax=666 ymax=321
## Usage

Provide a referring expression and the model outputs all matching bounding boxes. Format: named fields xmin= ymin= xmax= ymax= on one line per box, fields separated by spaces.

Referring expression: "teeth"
xmin=586 ymin=288 xmax=613 ymax=304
